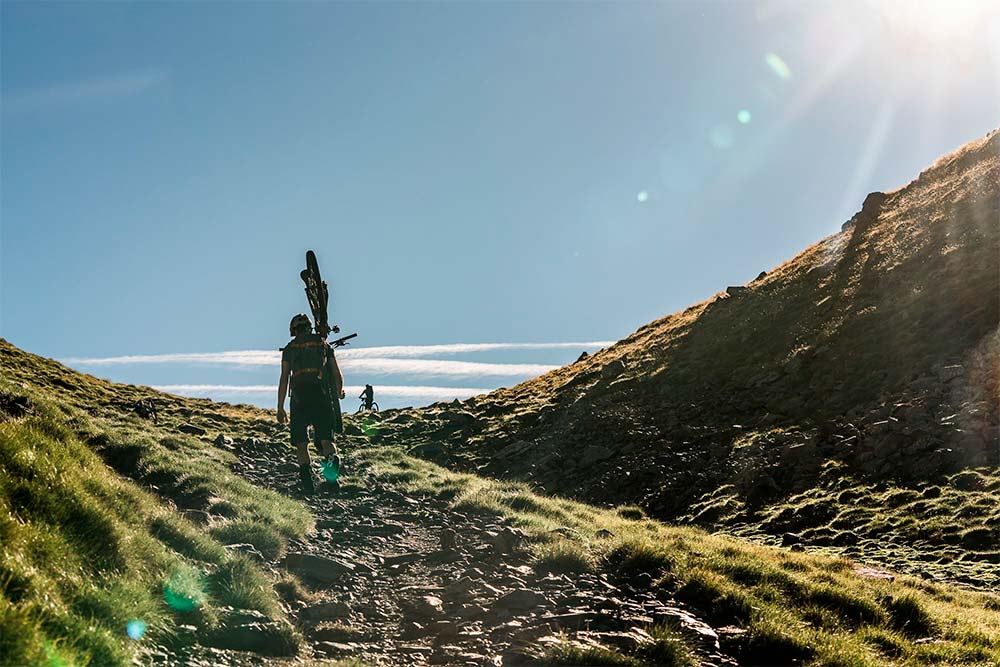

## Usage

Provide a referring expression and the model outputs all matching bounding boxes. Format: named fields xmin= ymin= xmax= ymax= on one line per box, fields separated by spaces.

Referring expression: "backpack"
xmin=283 ymin=334 xmax=329 ymax=389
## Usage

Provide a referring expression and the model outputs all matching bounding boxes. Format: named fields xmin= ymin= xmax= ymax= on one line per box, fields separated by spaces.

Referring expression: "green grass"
xmin=542 ymin=640 xmax=641 ymax=666
xmin=0 ymin=346 xmax=313 ymax=666
xmin=363 ymin=445 xmax=1000 ymax=666
xmin=688 ymin=463 xmax=1000 ymax=589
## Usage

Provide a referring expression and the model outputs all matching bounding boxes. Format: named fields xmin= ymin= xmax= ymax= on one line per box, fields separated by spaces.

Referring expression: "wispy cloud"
xmin=340 ymin=341 xmax=614 ymax=358
xmin=340 ymin=358 xmax=555 ymax=379
xmin=65 ymin=350 xmax=281 ymax=367
xmin=63 ymin=341 xmax=610 ymax=368
xmin=4 ymin=69 xmax=168 ymax=114
xmin=153 ymin=384 xmax=490 ymax=401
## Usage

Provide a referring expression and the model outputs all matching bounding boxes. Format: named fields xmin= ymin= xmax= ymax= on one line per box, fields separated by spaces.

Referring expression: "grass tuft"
xmin=532 ymin=538 xmax=596 ymax=574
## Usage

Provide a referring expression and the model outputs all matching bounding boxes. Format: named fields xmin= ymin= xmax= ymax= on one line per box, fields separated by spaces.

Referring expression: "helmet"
xmin=289 ymin=313 xmax=312 ymax=335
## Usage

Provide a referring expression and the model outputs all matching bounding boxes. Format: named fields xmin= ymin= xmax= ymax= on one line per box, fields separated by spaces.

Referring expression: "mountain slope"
xmin=4 ymin=340 xmax=1000 ymax=667
xmin=0 ymin=341 xmax=312 ymax=666
xmin=372 ymin=128 xmax=1000 ymax=583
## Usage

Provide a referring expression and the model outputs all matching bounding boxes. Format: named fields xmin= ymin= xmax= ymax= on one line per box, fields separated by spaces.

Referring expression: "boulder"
xmin=284 ymin=553 xmax=355 ymax=583
xmin=178 ymin=423 xmax=207 ymax=436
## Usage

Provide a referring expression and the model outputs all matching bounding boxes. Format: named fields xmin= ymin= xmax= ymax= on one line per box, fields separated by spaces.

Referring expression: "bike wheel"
xmin=371 ymin=402 xmax=379 ymax=412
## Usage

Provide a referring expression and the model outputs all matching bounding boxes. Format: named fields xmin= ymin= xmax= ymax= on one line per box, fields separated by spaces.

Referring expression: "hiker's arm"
xmin=328 ymin=349 xmax=345 ymax=399
xmin=277 ymin=360 xmax=290 ymax=423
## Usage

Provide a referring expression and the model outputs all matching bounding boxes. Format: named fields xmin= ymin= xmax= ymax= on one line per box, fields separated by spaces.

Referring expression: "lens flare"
xmin=321 ymin=458 xmax=340 ymax=482
xmin=709 ymin=125 xmax=734 ymax=149
xmin=737 ymin=110 xmax=752 ymax=124
xmin=360 ymin=415 xmax=379 ymax=437
xmin=636 ymin=190 xmax=649 ymax=203
xmin=163 ymin=569 xmax=205 ymax=612
xmin=126 ymin=620 xmax=147 ymax=640
xmin=764 ymin=53 xmax=792 ymax=80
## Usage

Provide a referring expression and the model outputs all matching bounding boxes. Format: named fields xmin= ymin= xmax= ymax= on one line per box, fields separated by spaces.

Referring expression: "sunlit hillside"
xmin=370 ymin=128 xmax=1000 ymax=587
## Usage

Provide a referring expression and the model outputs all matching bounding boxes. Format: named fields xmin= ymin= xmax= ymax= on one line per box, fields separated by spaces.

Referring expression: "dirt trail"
xmin=202 ymin=436 xmax=737 ymax=666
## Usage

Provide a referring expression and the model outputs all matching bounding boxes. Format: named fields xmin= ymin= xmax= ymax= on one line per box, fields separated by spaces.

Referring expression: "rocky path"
xmin=220 ymin=437 xmax=736 ymax=666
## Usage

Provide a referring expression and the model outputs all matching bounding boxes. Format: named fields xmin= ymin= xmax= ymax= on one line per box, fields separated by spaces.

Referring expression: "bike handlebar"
xmin=330 ymin=332 xmax=358 ymax=347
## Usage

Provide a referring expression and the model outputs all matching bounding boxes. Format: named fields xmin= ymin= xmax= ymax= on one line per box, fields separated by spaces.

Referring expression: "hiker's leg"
xmin=319 ymin=439 xmax=339 ymax=458
xmin=290 ymin=408 xmax=315 ymax=492
xmin=295 ymin=440 xmax=311 ymax=466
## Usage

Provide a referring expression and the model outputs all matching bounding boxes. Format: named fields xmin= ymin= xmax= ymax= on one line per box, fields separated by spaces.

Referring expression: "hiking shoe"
xmin=298 ymin=464 xmax=316 ymax=494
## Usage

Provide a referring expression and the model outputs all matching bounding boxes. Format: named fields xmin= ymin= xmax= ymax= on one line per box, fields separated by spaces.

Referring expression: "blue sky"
xmin=3 ymin=1 xmax=999 ymax=409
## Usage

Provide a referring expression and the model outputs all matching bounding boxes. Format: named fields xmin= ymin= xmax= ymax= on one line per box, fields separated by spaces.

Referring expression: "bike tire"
xmin=303 ymin=251 xmax=331 ymax=337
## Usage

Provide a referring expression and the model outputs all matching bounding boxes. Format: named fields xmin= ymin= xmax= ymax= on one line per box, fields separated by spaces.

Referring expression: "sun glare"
xmin=865 ymin=0 xmax=996 ymax=45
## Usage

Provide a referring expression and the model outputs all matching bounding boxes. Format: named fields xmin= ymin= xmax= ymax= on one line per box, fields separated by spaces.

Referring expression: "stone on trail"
xmin=428 ymin=619 xmax=460 ymax=640
xmin=300 ymin=600 xmax=352 ymax=621
xmin=443 ymin=576 xmax=476 ymax=600
xmin=439 ymin=527 xmax=458 ymax=552
xmin=314 ymin=641 xmax=361 ymax=656
xmin=491 ymin=526 xmax=527 ymax=555
xmin=201 ymin=610 xmax=297 ymax=657
xmin=284 ymin=552 xmax=355 ymax=583
xmin=383 ymin=552 xmax=423 ymax=567
xmin=403 ymin=594 xmax=444 ymax=619
xmin=494 ymin=588 xmax=550 ymax=612
xmin=454 ymin=603 xmax=488 ymax=620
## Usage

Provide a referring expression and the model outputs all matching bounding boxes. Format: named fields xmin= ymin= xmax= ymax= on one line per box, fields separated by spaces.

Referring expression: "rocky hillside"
xmin=5 ymin=340 xmax=1000 ymax=666
xmin=371 ymin=129 xmax=1000 ymax=585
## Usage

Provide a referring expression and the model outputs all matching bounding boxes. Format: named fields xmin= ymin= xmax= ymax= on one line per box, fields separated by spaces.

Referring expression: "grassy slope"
xmin=2 ymin=344 xmax=1000 ymax=665
xmin=367 ymin=129 xmax=1000 ymax=580
xmin=361 ymin=445 xmax=1000 ymax=666
xmin=0 ymin=340 xmax=311 ymax=666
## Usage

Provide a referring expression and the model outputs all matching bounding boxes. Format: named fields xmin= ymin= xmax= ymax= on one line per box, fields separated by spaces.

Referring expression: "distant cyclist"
xmin=359 ymin=383 xmax=375 ymax=411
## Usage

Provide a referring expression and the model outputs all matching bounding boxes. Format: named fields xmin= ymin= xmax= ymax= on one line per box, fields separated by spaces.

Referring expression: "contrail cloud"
xmin=153 ymin=384 xmax=491 ymax=401
xmin=63 ymin=341 xmax=612 ymax=369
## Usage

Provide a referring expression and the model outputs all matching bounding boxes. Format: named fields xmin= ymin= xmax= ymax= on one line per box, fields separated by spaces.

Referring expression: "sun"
xmin=864 ymin=0 xmax=997 ymax=46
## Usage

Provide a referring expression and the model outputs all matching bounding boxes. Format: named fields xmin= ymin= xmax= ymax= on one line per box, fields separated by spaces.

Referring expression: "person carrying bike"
xmin=277 ymin=313 xmax=345 ymax=493
xmin=359 ymin=384 xmax=375 ymax=411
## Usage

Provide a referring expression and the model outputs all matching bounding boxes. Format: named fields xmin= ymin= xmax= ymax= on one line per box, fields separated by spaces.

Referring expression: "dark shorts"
xmin=289 ymin=385 xmax=342 ymax=446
